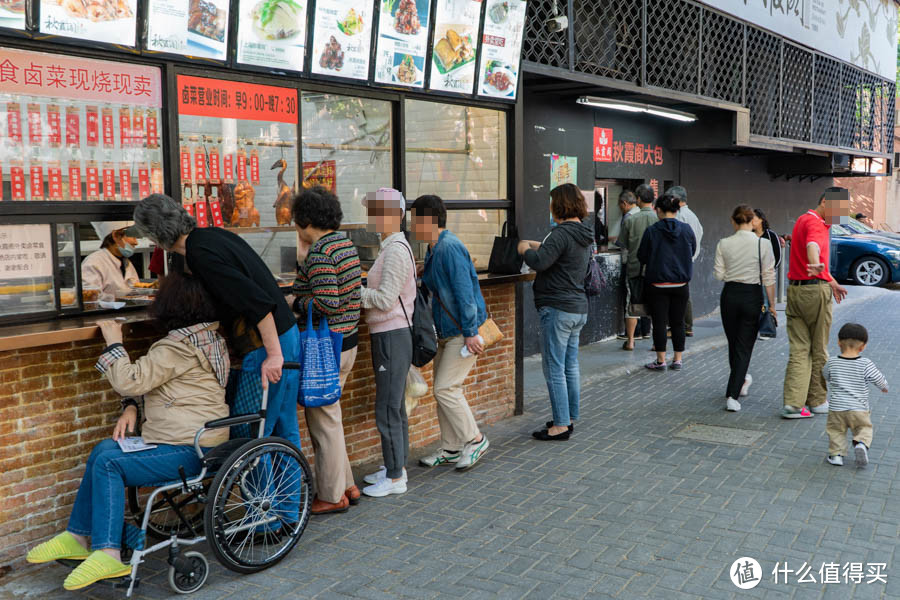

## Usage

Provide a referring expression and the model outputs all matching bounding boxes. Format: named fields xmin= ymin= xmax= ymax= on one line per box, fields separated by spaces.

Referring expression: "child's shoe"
xmin=854 ymin=442 xmax=869 ymax=467
xmin=826 ymin=455 xmax=843 ymax=466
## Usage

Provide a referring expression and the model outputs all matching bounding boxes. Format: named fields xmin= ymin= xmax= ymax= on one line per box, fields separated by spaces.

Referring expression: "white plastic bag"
xmin=405 ymin=366 xmax=428 ymax=414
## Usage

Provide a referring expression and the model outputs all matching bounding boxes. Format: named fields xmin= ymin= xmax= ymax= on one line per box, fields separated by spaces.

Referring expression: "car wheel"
xmin=851 ymin=257 xmax=889 ymax=286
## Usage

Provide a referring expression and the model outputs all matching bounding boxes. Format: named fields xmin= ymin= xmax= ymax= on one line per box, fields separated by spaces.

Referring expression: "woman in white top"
xmin=714 ymin=205 xmax=777 ymax=412
xmin=81 ymin=221 xmax=140 ymax=298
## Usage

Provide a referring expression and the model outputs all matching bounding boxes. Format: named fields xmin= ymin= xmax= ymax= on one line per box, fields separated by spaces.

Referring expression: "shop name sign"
xmin=593 ymin=127 xmax=664 ymax=166
xmin=177 ymin=75 xmax=298 ymax=125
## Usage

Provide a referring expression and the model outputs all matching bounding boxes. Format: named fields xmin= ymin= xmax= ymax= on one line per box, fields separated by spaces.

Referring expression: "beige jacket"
xmin=96 ymin=322 xmax=230 ymax=447
xmin=82 ymin=248 xmax=140 ymax=298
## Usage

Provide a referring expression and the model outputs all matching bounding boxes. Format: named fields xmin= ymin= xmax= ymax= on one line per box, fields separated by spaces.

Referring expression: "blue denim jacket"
xmin=422 ymin=230 xmax=487 ymax=339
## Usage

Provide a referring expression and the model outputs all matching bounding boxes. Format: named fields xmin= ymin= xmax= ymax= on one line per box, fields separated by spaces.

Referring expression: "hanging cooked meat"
xmin=232 ymin=181 xmax=260 ymax=228
xmin=272 ymin=158 xmax=294 ymax=226
xmin=219 ymin=183 xmax=235 ymax=225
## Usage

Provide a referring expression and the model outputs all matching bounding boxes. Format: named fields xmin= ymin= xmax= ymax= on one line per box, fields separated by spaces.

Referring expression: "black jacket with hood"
xmin=637 ymin=218 xmax=697 ymax=284
xmin=523 ymin=220 xmax=593 ymax=314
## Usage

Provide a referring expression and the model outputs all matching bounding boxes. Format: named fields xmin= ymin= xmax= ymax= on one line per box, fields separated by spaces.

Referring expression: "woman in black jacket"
xmin=637 ymin=193 xmax=697 ymax=372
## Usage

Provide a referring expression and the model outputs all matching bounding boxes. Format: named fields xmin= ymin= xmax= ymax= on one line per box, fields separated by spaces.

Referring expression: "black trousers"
xmin=720 ymin=282 xmax=762 ymax=400
xmin=648 ymin=285 xmax=690 ymax=353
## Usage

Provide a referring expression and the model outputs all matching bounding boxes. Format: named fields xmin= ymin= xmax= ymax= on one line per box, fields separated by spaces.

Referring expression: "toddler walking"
xmin=823 ymin=323 xmax=888 ymax=468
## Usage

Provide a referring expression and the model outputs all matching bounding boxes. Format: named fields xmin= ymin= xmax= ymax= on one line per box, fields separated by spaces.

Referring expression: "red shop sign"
xmin=68 ymin=162 xmax=82 ymax=200
xmin=594 ymin=128 xmax=613 ymax=163
xmin=594 ymin=126 xmax=665 ymax=166
xmin=177 ymin=75 xmax=297 ymax=124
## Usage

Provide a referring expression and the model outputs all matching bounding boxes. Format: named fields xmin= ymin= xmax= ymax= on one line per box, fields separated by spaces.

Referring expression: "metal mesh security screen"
xmin=841 ymin=67 xmax=863 ymax=149
xmin=522 ymin=0 xmax=569 ymax=68
xmin=746 ymin=27 xmax=781 ymax=137
xmin=782 ymin=44 xmax=812 ymax=141
xmin=813 ymin=56 xmax=841 ymax=147
xmin=573 ymin=0 xmax=642 ymax=83
xmin=700 ymin=10 xmax=744 ymax=104
xmin=645 ymin=0 xmax=700 ymax=93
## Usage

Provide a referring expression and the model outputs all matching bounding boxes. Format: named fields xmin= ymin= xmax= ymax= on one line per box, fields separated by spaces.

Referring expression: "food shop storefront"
xmin=0 ymin=0 xmax=531 ymax=570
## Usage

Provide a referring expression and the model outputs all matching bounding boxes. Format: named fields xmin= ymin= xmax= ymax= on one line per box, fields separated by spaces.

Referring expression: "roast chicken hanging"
xmin=232 ymin=181 xmax=260 ymax=227
xmin=272 ymin=159 xmax=295 ymax=226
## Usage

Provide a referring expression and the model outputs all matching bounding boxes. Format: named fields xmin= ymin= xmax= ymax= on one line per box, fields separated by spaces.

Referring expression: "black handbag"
xmin=397 ymin=244 xmax=438 ymax=367
xmin=488 ymin=221 xmax=523 ymax=275
xmin=758 ymin=239 xmax=777 ymax=338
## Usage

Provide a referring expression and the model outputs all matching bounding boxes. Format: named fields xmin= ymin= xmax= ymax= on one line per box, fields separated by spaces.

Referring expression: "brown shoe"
xmin=344 ymin=485 xmax=361 ymax=506
xmin=310 ymin=495 xmax=349 ymax=515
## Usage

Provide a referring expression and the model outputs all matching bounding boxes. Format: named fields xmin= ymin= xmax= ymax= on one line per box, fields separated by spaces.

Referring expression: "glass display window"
xmin=0 ymin=223 xmax=58 ymax=319
xmin=0 ymin=47 xmax=163 ymax=203
xmin=176 ymin=74 xmax=299 ymax=278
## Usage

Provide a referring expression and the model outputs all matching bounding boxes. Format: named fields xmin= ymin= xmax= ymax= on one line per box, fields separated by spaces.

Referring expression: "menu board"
xmin=427 ymin=0 xmax=481 ymax=94
xmin=146 ymin=0 xmax=230 ymax=61
xmin=477 ymin=0 xmax=526 ymax=99
xmin=39 ymin=0 xmax=138 ymax=47
xmin=236 ymin=0 xmax=309 ymax=70
xmin=0 ymin=2 xmax=26 ymax=30
xmin=373 ymin=0 xmax=431 ymax=88
xmin=310 ymin=0 xmax=374 ymax=80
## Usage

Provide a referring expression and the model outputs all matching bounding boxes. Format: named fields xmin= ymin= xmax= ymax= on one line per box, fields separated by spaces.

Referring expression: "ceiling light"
xmin=577 ymin=96 xmax=697 ymax=122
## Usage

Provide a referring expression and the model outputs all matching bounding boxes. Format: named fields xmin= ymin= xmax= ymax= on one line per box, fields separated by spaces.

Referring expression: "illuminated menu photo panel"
xmin=236 ymin=0 xmax=309 ymax=70
xmin=145 ymin=0 xmax=231 ymax=61
xmin=476 ymin=0 xmax=526 ymax=100
xmin=373 ymin=0 xmax=432 ymax=88
xmin=0 ymin=1 xmax=26 ymax=31
xmin=309 ymin=0 xmax=375 ymax=80
xmin=39 ymin=0 xmax=138 ymax=47
xmin=427 ymin=0 xmax=482 ymax=95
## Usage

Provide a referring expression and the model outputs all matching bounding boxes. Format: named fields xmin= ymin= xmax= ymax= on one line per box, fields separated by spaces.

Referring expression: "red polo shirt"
xmin=787 ymin=210 xmax=832 ymax=281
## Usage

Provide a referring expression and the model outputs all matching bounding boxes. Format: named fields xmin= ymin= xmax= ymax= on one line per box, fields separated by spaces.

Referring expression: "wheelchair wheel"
xmin=204 ymin=437 xmax=311 ymax=574
xmin=167 ymin=551 xmax=208 ymax=594
xmin=128 ymin=486 xmax=205 ymax=540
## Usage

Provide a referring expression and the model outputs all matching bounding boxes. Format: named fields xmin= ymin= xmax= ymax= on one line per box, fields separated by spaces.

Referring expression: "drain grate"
xmin=673 ymin=423 xmax=765 ymax=447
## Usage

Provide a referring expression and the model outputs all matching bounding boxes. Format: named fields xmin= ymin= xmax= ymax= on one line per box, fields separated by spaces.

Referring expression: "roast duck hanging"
xmin=232 ymin=180 xmax=260 ymax=227
xmin=272 ymin=159 xmax=295 ymax=226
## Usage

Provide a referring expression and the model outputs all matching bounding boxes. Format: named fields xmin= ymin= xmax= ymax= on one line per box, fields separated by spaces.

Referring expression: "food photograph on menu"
xmin=236 ymin=0 xmax=308 ymax=69
xmin=0 ymin=0 xmax=26 ymax=30
xmin=39 ymin=0 xmax=138 ymax=46
xmin=310 ymin=0 xmax=373 ymax=80
xmin=428 ymin=0 xmax=480 ymax=94
xmin=374 ymin=0 xmax=431 ymax=88
xmin=145 ymin=0 xmax=229 ymax=60
xmin=477 ymin=0 xmax=526 ymax=99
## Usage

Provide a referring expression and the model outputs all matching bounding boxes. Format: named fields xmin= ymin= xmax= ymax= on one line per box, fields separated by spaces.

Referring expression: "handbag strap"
xmin=391 ymin=240 xmax=416 ymax=329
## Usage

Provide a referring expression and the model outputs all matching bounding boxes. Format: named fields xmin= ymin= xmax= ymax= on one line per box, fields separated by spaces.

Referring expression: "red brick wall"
xmin=0 ymin=282 xmax=516 ymax=572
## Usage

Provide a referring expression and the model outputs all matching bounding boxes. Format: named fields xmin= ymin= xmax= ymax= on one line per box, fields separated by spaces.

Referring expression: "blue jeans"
xmin=539 ymin=307 xmax=588 ymax=427
xmin=67 ymin=439 xmax=202 ymax=550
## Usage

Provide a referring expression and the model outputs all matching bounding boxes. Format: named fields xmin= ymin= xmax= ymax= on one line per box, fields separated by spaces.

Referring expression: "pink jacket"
xmin=362 ymin=233 xmax=416 ymax=334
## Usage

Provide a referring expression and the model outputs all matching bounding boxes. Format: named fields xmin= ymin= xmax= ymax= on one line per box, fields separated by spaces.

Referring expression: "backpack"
xmin=396 ymin=243 xmax=438 ymax=367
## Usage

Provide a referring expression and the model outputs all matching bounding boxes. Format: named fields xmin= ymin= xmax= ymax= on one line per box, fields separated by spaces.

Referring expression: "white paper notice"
xmin=236 ymin=0 xmax=308 ymax=70
xmin=427 ymin=0 xmax=481 ymax=94
xmin=146 ymin=0 xmax=230 ymax=61
xmin=0 ymin=225 xmax=53 ymax=279
xmin=310 ymin=0 xmax=374 ymax=80
xmin=477 ymin=0 xmax=526 ymax=99
xmin=373 ymin=0 xmax=431 ymax=88
xmin=40 ymin=0 xmax=138 ymax=47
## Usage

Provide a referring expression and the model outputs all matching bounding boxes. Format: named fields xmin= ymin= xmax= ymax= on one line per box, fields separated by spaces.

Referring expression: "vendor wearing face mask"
xmin=81 ymin=221 xmax=141 ymax=298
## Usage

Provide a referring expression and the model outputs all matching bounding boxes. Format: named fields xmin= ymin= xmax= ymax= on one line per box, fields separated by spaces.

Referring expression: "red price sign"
xmin=86 ymin=107 xmax=99 ymax=146
xmin=101 ymin=108 xmax=115 ymax=148
xmin=0 ymin=165 xmax=3 ymax=201
xmin=237 ymin=149 xmax=247 ymax=181
xmin=10 ymin=163 xmax=25 ymax=200
xmin=194 ymin=150 xmax=206 ymax=184
xmin=209 ymin=200 xmax=224 ymax=227
xmin=86 ymin=163 xmax=100 ymax=200
xmin=119 ymin=165 xmax=132 ymax=201
xmin=209 ymin=147 xmax=220 ymax=181
xmin=29 ymin=164 xmax=43 ymax=201
xmin=180 ymin=146 xmax=192 ymax=183
xmin=223 ymin=154 xmax=234 ymax=183
xmin=27 ymin=104 xmax=41 ymax=145
xmin=138 ymin=165 xmax=150 ymax=198
xmin=7 ymin=102 xmax=21 ymax=143
xmin=48 ymin=165 xmax=63 ymax=200
xmin=68 ymin=162 xmax=82 ymax=201
xmin=102 ymin=164 xmax=116 ymax=200
xmin=177 ymin=75 xmax=297 ymax=124
xmin=194 ymin=201 xmax=209 ymax=227
xmin=47 ymin=106 xmax=61 ymax=147
xmin=151 ymin=163 xmax=163 ymax=194
xmin=132 ymin=109 xmax=145 ymax=147
xmin=249 ymin=150 xmax=259 ymax=184
xmin=66 ymin=107 xmax=80 ymax=146
xmin=119 ymin=108 xmax=131 ymax=148
xmin=146 ymin=110 xmax=158 ymax=148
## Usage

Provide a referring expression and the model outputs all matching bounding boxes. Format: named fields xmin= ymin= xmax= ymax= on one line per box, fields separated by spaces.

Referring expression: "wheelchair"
xmin=60 ymin=362 xmax=311 ymax=597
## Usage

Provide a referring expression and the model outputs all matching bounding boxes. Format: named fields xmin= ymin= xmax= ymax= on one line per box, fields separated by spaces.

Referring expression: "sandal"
xmin=63 ymin=551 xmax=131 ymax=591
xmin=621 ymin=341 xmax=634 ymax=351
xmin=26 ymin=532 xmax=90 ymax=564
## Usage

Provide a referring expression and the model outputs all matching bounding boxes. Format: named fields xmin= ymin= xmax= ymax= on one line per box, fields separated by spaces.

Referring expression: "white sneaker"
xmin=419 ymin=449 xmax=460 ymax=467
xmin=726 ymin=397 xmax=741 ymax=412
xmin=854 ymin=443 xmax=869 ymax=467
xmin=740 ymin=374 xmax=753 ymax=397
xmin=362 ymin=477 xmax=407 ymax=498
xmin=809 ymin=402 xmax=829 ymax=414
xmin=363 ymin=466 xmax=407 ymax=484
xmin=455 ymin=435 xmax=489 ymax=470
xmin=827 ymin=455 xmax=843 ymax=466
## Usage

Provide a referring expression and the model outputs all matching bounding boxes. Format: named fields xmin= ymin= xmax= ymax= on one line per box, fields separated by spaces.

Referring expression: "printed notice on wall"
xmin=236 ymin=0 xmax=308 ymax=70
xmin=550 ymin=154 xmax=577 ymax=190
xmin=310 ymin=0 xmax=374 ymax=80
xmin=0 ymin=1 xmax=26 ymax=30
xmin=0 ymin=225 xmax=53 ymax=279
xmin=477 ymin=0 xmax=526 ymax=99
xmin=373 ymin=0 xmax=431 ymax=88
xmin=40 ymin=0 xmax=138 ymax=47
xmin=428 ymin=0 xmax=481 ymax=94
xmin=146 ymin=0 xmax=230 ymax=61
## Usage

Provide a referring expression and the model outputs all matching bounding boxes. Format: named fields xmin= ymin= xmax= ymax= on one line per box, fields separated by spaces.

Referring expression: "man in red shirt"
xmin=782 ymin=187 xmax=849 ymax=419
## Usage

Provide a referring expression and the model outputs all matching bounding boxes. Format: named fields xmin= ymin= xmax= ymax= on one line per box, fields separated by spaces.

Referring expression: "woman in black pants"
xmin=714 ymin=205 xmax=777 ymax=411
xmin=637 ymin=193 xmax=697 ymax=371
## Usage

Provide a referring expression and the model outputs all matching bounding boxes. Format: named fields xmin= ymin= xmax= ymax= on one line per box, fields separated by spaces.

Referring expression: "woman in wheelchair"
xmin=26 ymin=272 xmax=230 ymax=591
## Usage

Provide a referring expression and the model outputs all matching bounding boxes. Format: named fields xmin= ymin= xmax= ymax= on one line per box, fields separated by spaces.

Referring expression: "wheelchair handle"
xmin=283 ymin=361 xmax=301 ymax=370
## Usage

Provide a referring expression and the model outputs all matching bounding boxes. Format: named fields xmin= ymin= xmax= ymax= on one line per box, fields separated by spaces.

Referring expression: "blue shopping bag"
xmin=298 ymin=304 xmax=343 ymax=408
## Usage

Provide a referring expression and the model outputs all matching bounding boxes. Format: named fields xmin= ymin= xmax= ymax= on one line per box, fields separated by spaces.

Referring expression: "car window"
xmin=831 ymin=224 xmax=850 ymax=237
xmin=846 ymin=218 xmax=875 ymax=234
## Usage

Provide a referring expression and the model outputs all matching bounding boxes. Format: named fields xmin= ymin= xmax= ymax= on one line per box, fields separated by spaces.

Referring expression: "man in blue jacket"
xmin=410 ymin=194 xmax=490 ymax=471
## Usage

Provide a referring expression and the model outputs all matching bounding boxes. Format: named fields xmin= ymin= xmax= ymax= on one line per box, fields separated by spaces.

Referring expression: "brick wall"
xmin=0 ymin=282 xmax=516 ymax=573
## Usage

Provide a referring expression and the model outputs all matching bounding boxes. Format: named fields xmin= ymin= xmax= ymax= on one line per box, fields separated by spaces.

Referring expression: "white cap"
xmin=362 ymin=188 xmax=406 ymax=213
xmin=91 ymin=221 xmax=140 ymax=240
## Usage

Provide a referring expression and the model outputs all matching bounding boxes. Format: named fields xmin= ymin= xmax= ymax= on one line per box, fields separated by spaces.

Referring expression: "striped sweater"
xmin=823 ymin=355 xmax=888 ymax=412
xmin=293 ymin=231 xmax=362 ymax=349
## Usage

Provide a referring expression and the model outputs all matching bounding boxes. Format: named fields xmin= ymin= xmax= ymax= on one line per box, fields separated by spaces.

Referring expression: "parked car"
xmin=843 ymin=217 xmax=900 ymax=241
xmin=830 ymin=223 xmax=900 ymax=286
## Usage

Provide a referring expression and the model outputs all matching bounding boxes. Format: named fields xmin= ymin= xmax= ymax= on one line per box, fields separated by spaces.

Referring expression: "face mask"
xmin=119 ymin=242 xmax=135 ymax=258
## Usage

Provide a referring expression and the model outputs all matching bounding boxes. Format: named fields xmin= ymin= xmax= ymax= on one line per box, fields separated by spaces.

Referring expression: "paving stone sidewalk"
xmin=3 ymin=287 xmax=899 ymax=600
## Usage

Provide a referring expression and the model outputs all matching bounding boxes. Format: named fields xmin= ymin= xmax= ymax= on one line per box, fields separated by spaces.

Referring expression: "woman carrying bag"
xmin=714 ymin=205 xmax=777 ymax=412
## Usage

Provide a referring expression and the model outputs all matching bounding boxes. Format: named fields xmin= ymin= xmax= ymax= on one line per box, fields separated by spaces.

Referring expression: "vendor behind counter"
xmin=81 ymin=221 xmax=141 ymax=298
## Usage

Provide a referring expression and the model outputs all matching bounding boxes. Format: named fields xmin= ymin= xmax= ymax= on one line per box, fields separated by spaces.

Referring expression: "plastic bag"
xmin=404 ymin=366 xmax=428 ymax=414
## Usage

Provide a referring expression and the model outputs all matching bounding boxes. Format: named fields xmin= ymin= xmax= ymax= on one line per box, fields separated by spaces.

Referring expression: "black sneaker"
xmin=545 ymin=421 xmax=574 ymax=432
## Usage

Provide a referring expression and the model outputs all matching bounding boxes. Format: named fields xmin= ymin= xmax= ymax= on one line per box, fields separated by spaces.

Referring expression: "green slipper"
xmin=26 ymin=532 xmax=90 ymax=564
xmin=63 ymin=551 xmax=131 ymax=591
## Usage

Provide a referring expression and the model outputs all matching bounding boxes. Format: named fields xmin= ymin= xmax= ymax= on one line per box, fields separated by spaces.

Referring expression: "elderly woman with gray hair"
xmin=133 ymin=194 xmax=302 ymax=456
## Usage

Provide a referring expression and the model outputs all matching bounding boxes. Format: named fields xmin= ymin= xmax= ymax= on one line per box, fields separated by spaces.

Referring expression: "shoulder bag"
xmin=758 ymin=238 xmax=777 ymax=338
xmin=395 ymin=242 xmax=439 ymax=367
xmin=433 ymin=292 xmax=503 ymax=349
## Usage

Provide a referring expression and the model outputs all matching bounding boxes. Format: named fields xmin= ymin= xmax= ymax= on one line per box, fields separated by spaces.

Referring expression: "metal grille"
xmin=884 ymin=82 xmax=896 ymax=154
xmin=813 ymin=56 xmax=841 ymax=147
xmin=645 ymin=0 xmax=700 ymax=93
xmin=746 ymin=28 xmax=781 ymax=137
xmin=781 ymin=45 xmax=812 ymax=141
xmin=573 ymin=0 xmax=642 ymax=83
xmin=522 ymin=0 xmax=569 ymax=68
xmin=700 ymin=10 xmax=744 ymax=104
xmin=840 ymin=67 xmax=863 ymax=149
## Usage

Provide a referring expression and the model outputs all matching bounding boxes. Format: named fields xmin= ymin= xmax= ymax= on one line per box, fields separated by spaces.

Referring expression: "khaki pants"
xmin=826 ymin=410 xmax=873 ymax=456
xmin=783 ymin=283 xmax=832 ymax=409
xmin=304 ymin=347 xmax=357 ymax=503
xmin=433 ymin=336 xmax=480 ymax=451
